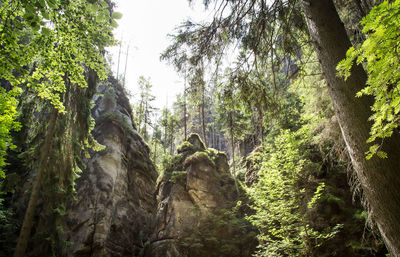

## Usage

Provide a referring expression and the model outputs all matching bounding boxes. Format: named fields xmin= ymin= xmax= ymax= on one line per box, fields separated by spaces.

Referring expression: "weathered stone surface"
xmin=148 ymin=134 xmax=237 ymax=257
xmin=62 ymin=79 xmax=158 ymax=257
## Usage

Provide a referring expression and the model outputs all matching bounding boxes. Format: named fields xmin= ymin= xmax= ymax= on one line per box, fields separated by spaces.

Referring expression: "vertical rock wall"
xmin=62 ymin=79 xmax=158 ymax=257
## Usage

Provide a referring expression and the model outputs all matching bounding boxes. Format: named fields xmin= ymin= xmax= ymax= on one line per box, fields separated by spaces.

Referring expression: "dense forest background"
xmin=1 ymin=0 xmax=400 ymax=256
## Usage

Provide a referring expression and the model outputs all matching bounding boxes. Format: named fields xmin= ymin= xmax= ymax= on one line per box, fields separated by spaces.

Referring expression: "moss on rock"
xmin=169 ymin=170 xmax=187 ymax=184
xmin=177 ymin=141 xmax=194 ymax=153
xmin=183 ymin=151 xmax=215 ymax=169
xmin=187 ymin=133 xmax=206 ymax=150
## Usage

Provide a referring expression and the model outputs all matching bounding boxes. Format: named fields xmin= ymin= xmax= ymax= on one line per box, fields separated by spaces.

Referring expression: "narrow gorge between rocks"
xmin=1 ymin=0 xmax=400 ymax=256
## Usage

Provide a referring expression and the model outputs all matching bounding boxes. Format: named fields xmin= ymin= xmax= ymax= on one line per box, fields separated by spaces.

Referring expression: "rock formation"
xmin=149 ymin=134 xmax=238 ymax=257
xmin=59 ymin=80 xmax=251 ymax=257
xmin=62 ymin=79 xmax=158 ymax=257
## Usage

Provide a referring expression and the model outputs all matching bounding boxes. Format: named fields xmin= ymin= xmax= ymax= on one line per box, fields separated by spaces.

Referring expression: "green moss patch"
xmin=177 ymin=141 xmax=194 ymax=153
xmin=169 ymin=170 xmax=187 ymax=184
xmin=183 ymin=151 xmax=215 ymax=169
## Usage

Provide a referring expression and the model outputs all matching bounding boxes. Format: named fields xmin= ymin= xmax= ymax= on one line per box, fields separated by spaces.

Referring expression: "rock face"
xmin=62 ymin=79 xmax=158 ymax=257
xmin=149 ymin=134 xmax=238 ymax=257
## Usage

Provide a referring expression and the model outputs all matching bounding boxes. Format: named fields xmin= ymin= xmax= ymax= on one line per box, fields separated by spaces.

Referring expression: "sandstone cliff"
xmin=149 ymin=134 xmax=256 ymax=257
xmin=62 ymin=79 xmax=158 ymax=257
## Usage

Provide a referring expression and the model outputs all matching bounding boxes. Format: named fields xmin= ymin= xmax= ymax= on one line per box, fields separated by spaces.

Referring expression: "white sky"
xmin=107 ymin=0 xmax=211 ymax=110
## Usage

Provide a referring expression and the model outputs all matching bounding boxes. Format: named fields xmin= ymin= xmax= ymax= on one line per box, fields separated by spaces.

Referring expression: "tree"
xmin=159 ymin=108 xmax=180 ymax=154
xmin=173 ymin=93 xmax=188 ymax=143
xmin=248 ymin=130 xmax=332 ymax=257
xmin=183 ymin=72 xmax=188 ymax=141
xmin=135 ymin=76 xmax=156 ymax=141
xmin=187 ymin=66 xmax=208 ymax=144
xmin=216 ymin=81 xmax=252 ymax=192
xmin=150 ymin=124 xmax=163 ymax=166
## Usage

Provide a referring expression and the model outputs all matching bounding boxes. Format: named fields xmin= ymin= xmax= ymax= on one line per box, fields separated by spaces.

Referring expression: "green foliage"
xmin=215 ymin=80 xmax=252 ymax=142
xmin=0 ymin=0 xmax=116 ymax=181
xmin=148 ymin=134 xmax=164 ymax=171
xmin=205 ymin=147 xmax=221 ymax=164
xmin=247 ymin=130 xmax=341 ymax=256
xmin=308 ymin=183 xmax=326 ymax=209
xmin=0 ymin=87 xmax=22 ymax=177
xmin=133 ymin=76 xmax=156 ymax=140
xmin=247 ymin=130 xmax=305 ymax=256
xmin=161 ymin=153 xmax=182 ymax=173
xmin=1 ymin=0 xmax=116 ymax=110
xmin=291 ymin=49 xmax=333 ymax=133
xmin=158 ymin=108 xmax=180 ymax=153
xmin=337 ymin=0 xmax=400 ymax=158
xmin=0 ymin=198 xmax=18 ymax=256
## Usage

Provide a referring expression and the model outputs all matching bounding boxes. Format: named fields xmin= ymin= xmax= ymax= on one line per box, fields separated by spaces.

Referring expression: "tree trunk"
xmin=301 ymin=0 xmax=400 ymax=255
xmin=123 ymin=43 xmax=129 ymax=87
xmin=138 ymin=100 xmax=143 ymax=134
xmin=184 ymin=73 xmax=187 ymax=141
xmin=169 ymin=132 xmax=174 ymax=154
xmin=229 ymin=113 xmax=239 ymax=195
xmin=352 ymin=0 xmax=366 ymax=17
xmin=13 ymin=110 xmax=58 ymax=257
xmin=201 ymin=85 xmax=206 ymax=145
xmin=116 ymin=38 xmax=122 ymax=80
xmin=163 ymin=111 xmax=167 ymax=154
xmin=144 ymin=101 xmax=148 ymax=141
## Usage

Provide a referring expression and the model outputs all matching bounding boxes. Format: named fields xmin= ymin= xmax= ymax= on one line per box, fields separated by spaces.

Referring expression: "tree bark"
xmin=201 ymin=84 xmax=207 ymax=145
xmin=184 ymin=72 xmax=187 ymax=141
xmin=13 ymin=110 xmax=58 ymax=257
xmin=353 ymin=0 xmax=366 ymax=17
xmin=163 ymin=111 xmax=167 ymax=154
xmin=229 ymin=113 xmax=240 ymax=195
xmin=301 ymin=0 xmax=400 ymax=255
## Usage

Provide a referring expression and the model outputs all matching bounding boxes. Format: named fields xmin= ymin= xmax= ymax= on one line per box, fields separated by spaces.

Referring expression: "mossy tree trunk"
xmin=301 ymin=0 xmax=400 ymax=255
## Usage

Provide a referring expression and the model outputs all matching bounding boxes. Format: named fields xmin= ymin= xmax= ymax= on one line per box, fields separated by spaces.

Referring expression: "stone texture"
xmin=62 ymin=79 xmax=158 ymax=257
xmin=148 ymin=135 xmax=237 ymax=257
